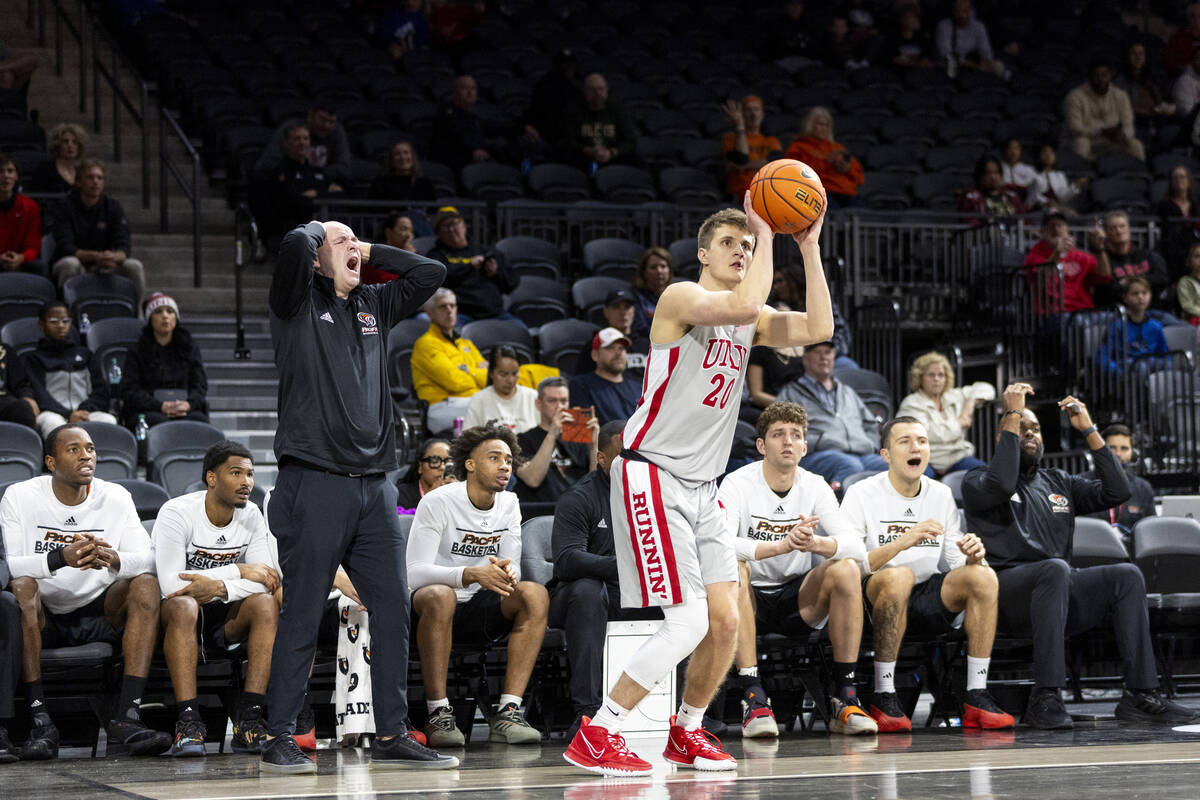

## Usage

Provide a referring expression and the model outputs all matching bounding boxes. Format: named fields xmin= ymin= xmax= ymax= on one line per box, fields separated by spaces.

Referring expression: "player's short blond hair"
xmin=909 ymin=351 xmax=955 ymax=394
xmin=697 ymin=208 xmax=749 ymax=251
xmin=756 ymin=401 xmax=808 ymax=440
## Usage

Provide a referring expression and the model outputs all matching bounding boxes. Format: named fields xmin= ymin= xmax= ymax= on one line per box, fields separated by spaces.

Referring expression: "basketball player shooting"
xmin=564 ymin=185 xmax=834 ymax=775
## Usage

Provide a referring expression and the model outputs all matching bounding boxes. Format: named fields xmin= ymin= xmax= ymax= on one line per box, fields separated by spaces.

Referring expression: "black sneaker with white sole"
xmin=1115 ymin=689 xmax=1200 ymax=724
xmin=106 ymin=717 xmax=171 ymax=756
xmin=260 ymin=734 xmax=317 ymax=774
xmin=370 ymin=732 xmax=459 ymax=770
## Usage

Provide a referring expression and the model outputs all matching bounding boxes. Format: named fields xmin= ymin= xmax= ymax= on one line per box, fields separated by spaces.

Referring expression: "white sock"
xmin=497 ymin=693 xmax=522 ymax=710
xmin=426 ymin=697 xmax=449 ymax=714
xmin=966 ymin=656 xmax=990 ymax=691
xmin=591 ymin=696 xmax=630 ymax=733
xmin=677 ymin=700 xmax=706 ymax=732
xmin=738 ymin=666 xmax=758 ymax=678
xmin=874 ymin=660 xmax=897 ymax=695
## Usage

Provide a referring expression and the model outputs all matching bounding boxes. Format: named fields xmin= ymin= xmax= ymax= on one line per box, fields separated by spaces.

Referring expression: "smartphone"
xmin=561 ymin=406 xmax=594 ymax=443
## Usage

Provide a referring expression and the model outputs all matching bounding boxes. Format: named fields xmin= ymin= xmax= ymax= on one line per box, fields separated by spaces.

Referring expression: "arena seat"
xmin=833 ymin=366 xmax=894 ymax=421
xmin=527 ymin=163 xmax=590 ymax=203
xmin=940 ymin=470 xmax=966 ymax=508
xmin=594 ymin=165 xmax=658 ymax=204
xmin=582 ymin=237 xmax=643 ymax=280
xmin=78 ymin=422 xmax=138 ymax=481
xmin=503 ymin=276 xmax=569 ymax=329
xmin=86 ymin=316 xmax=144 ymax=377
xmin=519 ymin=516 xmax=555 ymax=586
xmin=0 ymin=272 xmax=56 ymax=325
xmin=62 ymin=273 xmax=139 ymax=325
xmin=145 ymin=421 xmax=226 ymax=498
xmin=658 ymin=166 xmax=722 ymax=206
xmin=494 ymin=235 xmax=562 ymax=281
xmin=537 ymin=319 xmax=599 ymax=375
xmin=0 ymin=315 xmax=41 ymax=356
xmin=461 ymin=162 xmax=525 ymax=203
xmin=461 ymin=319 xmax=536 ymax=363
xmin=0 ymin=420 xmax=41 ymax=482
xmin=1070 ymin=517 xmax=1130 ymax=568
xmin=112 ymin=478 xmax=171 ymax=521
xmin=571 ymin=275 xmax=630 ymax=325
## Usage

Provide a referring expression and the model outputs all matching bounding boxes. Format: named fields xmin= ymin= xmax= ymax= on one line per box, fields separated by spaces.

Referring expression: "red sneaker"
xmin=868 ymin=692 xmax=912 ymax=733
xmin=962 ymin=689 xmax=1015 ymax=729
xmin=294 ymin=705 xmax=317 ymax=751
xmin=663 ymin=715 xmax=737 ymax=771
xmin=563 ymin=717 xmax=653 ymax=777
xmin=407 ymin=728 xmax=428 ymax=746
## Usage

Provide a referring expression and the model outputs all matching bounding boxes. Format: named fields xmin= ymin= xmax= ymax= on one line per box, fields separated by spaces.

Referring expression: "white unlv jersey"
xmin=623 ymin=321 xmax=755 ymax=484
xmin=840 ymin=471 xmax=965 ymax=584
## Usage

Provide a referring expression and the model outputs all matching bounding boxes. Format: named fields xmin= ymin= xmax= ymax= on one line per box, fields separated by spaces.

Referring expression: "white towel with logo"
xmin=334 ymin=599 xmax=375 ymax=739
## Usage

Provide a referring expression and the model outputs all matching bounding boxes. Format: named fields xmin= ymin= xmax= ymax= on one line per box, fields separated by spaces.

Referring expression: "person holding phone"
xmin=515 ymin=376 xmax=598 ymax=504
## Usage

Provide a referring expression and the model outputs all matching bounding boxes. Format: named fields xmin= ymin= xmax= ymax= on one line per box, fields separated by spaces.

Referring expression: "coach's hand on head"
xmin=238 ymin=562 xmax=280 ymax=593
xmin=165 ymin=573 xmax=228 ymax=604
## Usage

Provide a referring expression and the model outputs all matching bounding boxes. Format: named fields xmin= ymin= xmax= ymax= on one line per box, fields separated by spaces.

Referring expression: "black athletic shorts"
xmin=864 ymin=571 xmax=959 ymax=635
xmin=197 ymin=599 xmax=236 ymax=651
xmin=452 ymin=590 xmax=513 ymax=645
xmin=43 ymin=592 xmax=119 ymax=648
xmin=752 ymin=571 xmax=819 ymax=638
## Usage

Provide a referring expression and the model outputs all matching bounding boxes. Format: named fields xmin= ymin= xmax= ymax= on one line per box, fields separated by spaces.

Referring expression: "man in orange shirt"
xmin=721 ymin=95 xmax=782 ymax=199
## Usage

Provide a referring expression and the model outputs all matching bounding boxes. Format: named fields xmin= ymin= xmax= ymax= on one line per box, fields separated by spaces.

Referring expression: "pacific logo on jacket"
xmin=1048 ymin=493 xmax=1071 ymax=513
xmin=357 ymin=312 xmax=378 ymax=336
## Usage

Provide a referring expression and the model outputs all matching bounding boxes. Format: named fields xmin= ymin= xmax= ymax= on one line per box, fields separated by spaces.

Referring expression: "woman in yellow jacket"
xmin=411 ymin=288 xmax=487 ymax=433
xmin=785 ymin=106 xmax=865 ymax=208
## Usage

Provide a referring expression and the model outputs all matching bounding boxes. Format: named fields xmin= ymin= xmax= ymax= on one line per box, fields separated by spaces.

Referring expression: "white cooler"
xmin=602 ymin=619 xmax=677 ymax=735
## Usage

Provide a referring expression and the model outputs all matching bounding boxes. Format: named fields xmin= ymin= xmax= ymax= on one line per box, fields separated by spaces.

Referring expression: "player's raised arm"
xmin=753 ymin=198 xmax=834 ymax=348
xmin=652 ymin=196 xmax=774 ymax=337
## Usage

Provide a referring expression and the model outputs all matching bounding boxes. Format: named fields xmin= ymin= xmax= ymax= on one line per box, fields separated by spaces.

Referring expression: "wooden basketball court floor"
xmin=8 ymin=699 xmax=1200 ymax=800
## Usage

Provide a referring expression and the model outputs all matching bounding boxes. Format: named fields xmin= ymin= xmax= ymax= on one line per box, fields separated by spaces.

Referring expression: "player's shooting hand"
xmin=957 ymin=533 xmax=987 ymax=564
xmin=166 ymin=573 xmax=228 ymax=603
xmin=742 ymin=190 xmax=774 ymax=241
xmin=238 ymin=562 xmax=280 ymax=593
xmin=902 ymin=520 xmax=943 ymax=549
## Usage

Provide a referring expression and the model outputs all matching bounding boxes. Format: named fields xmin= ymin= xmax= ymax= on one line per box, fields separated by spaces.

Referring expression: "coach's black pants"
xmin=266 ymin=465 xmax=410 ymax=737
xmin=995 ymin=559 xmax=1157 ymax=691
xmin=0 ymin=591 xmax=19 ymax=719
xmin=548 ymin=578 xmax=659 ymax=716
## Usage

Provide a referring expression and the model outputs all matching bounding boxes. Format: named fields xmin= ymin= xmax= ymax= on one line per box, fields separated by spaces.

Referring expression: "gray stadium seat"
xmin=145 ymin=421 xmax=226 ymax=498
xmin=1134 ymin=516 xmax=1200 ymax=594
xmin=0 ymin=272 xmax=56 ymax=325
xmin=494 ymin=235 xmax=562 ymax=281
xmin=537 ymin=319 xmax=599 ymax=375
xmin=112 ymin=478 xmax=171 ymax=521
xmin=594 ymin=165 xmax=658 ymax=204
xmin=503 ymin=276 xmax=570 ymax=328
xmin=1070 ymin=517 xmax=1130 ymax=568
xmin=0 ymin=421 xmax=41 ymax=482
xmin=571 ymin=276 xmax=630 ymax=326
xmin=460 ymin=319 xmax=536 ymax=363
xmin=86 ymin=316 xmax=144 ymax=380
xmin=0 ymin=316 xmax=42 ymax=356
xmin=62 ymin=273 xmax=138 ymax=324
xmin=583 ymin=238 xmax=643 ymax=280
xmin=520 ymin=516 xmax=555 ymax=586
xmin=78 ymin=421 xmax=138 ymax=481
xmin=461 ymin=162 xmax=524 ymax=202
xmin=941 ymin=470 xmax=966 ymax=507
xmin=833 ymin=366 xmax=893 ymax=421
xmin=527 ymin=163 xmax=590 ymax=203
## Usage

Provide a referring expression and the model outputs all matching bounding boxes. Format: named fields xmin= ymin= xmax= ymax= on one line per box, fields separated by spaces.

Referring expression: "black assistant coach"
xmin=261 ymin=220 xmax=457 ymax=773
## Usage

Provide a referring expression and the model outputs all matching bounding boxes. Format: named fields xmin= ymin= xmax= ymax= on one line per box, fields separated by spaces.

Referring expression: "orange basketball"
xmin=748 ymin=159 xmax=826 ymax=234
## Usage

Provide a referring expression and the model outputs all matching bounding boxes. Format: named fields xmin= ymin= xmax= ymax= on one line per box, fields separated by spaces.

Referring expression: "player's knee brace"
xmin=623 ymin=595 xmax=710 ymax=691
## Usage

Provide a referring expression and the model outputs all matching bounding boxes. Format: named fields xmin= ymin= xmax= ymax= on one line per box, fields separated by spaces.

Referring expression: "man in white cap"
xmin=568 ymin=327 xmax=640 ymax=425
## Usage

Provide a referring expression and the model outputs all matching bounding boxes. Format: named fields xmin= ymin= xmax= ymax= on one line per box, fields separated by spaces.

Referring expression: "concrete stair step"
xmin=210 ymin=410 xmax=279 ymax=429
xmin=209 ymin=395 xmax=278 ymax=411
xmin=208 ymin=378 xmax=277 ymax=397
xmin=220 ymin=430 xmax=277 ymax=449
xmin=205 ymin=362 xmax=278 ymax=381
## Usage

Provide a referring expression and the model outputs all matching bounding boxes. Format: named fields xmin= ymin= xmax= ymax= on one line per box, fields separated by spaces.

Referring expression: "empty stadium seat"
xmin=1134 ymin=516 xmax=1200 ymax=593
xmin=583 ymin=237 xmax=644 ymax=279
xmin=658 ymin=166 xmax=722 ymax=205
xmin=527 ymin=163 xmax=590 ymax=203
xmin=503 ymin=276 xmax=570 ymax=328
xmin=461 ymin=162 xmax=524 ymax=202
xmin=0 ymin=272 xmax=56 ymax=325
xmin=1090 ymin=177 xmax=1150 ymax=213
xmin=595 ymin=165 xmax=657 ymax=204
xmin=78 ymin=421 xmax=138 ymax=481
xmin=668 ymin=238 xmax=702 ymax=279
xmin=112 ymin=478 xmax=171 ymax=521
xmin=63 ymin=274 xmax=139 ymax=325
xmin=0 ymin=316 xmax=42 ymax=356
xmin=840 ymin=470 xmax=879 ymax=493
xmin=86 ymin=316 xmax=144 ymax=377
xmin=1070 ymin=517 xmax=1130 ymax=568
xmin=860 ymin=172 xmax=913 ymax=210
xmin=460 ymin=319 xmax=536 ymax=363
xmin=537 ymin=319 xmax=599 ymax=375
xmin=146 ymin=421 xmax=226 ymax=498
xmin=833 ymin=367 xmax=893 ymax=420
xmin=0 ymin=421 xmax=41 ymax=482
xmin=520 ymin=516 xmax=555 ymax=585
xmin=494 ymin=235 xmax=562 ymax=281
xmin=941 ymin=470 xmax=966 ymax=507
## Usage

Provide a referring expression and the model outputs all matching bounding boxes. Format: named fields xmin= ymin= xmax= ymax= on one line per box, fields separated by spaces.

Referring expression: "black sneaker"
xmin=20 ymin=719 xmax=59 ymax=760
xmin=232 ymin=705 xmax=269 ymax=754
xmin=170 ymin=715 xmax=207 ymax=757
xmin=1115 ymin=689 xmax=1200 ymax=724
xmin=369 ymin=732 xmax=459 ymax=770
xmin=260 ymin=733 xmax=317 ymax=774
xmin=0 ymin=727 xmax=18 ymax=764
xmin=1023 ymin=688 xmax=1073 ymax=730
xmin=106 ymin=716 xmax=172 ymax=756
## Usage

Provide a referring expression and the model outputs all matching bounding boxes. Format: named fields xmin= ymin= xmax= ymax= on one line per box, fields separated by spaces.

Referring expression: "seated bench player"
xmin=154 ymin=441 xmax=280 ymax=757
xmin=840 ymin=416 xmax=1013 ymax=732
xmin=408 ymin=422 xmax=549 ymax=746
xmin=0 ymin=521 xmax=19 ymax=762
xmin=1 ymin=424 xmax=170 ymax=759
xmin=717 ymin=402 xmax=877 ymax=737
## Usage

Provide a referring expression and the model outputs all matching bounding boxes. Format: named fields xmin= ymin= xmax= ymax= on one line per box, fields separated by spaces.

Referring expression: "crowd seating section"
xmin=0 ymin=421 xmax=41 ymax=482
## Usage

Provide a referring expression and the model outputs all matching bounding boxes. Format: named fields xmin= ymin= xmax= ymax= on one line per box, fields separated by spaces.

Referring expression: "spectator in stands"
xmin=378 ymin=0 xmax=431 ymax=61
xmin=1179 ymin=243 xmax=1200 ymax=323
xmin=568 ymin=328 xmax=641 ymax=425
xmin=764 ymin=0 xmax=815 ymax=61
xmin=519 ymin=48 xmax=579 ymax=164
xmin=21 ymin=301 xmax=119 ymax=438
xmin=785 ymin=107 xmax=864 ymax=209
xmin=746 ymin=337 xmax=805 ymax=413
xmin=1165 ymin=3 xmax=1200 ymax=76
xmin=1084 ymin=423 xmax=1156 ymax=537
xmin=426 ymin=206 xmax=520 ymax=323
xmin=408 ymin=422 xmax=547 ymax=746
xmin=1096 ymin=210 xmax=1179 ymax=319
xmin=1173 ymin=45 xmax=1200 ymax=116
xmin=633 ymin=246 xmax=672 ymax=329
xmin=962 ymin=384 xmax=1198 ymax=728
xmin=51 ymin=159 xmax=146 ymax=303
xmin=368 ymin=140 xmax=436 ymax=205
xmin=897 ymin=352 xmax=992 ymax=477
xmin=935 ymin=0 xmax=1003 ymax=76
xmin=0 ymin=153 xmax=44 ymax=276
xmin=1097 ymin=277 xmax=1169 ymax=376
xmin=0 ymin=341 xmax=36 ymax=430
xmin=720 ymin=402 xmax=875 ymax=738
xmin=721 ymin=95 xmax=782 ymax=200
xmin=574 ymin=289 xmax=650 ymax=375
xmin=254 ymin=124 xmax=345 ymax=250
xmin=3 ymin=424 xmax=171 ymax=758
xmin=430 ymin=74 xmax=500 ymax=170
xmin=118 ymin=293 xmax=209 ymax=428
xmin=816 ymin=12 xmax=871 ymax=71
xmin=1024 ymin=209 xmax=1112 ymax=313
xmin=768 ymin=267 xmax=856 ymax=367
xmin=0 ymin=521 xmax=16 ymax=761
xmin=515 ymin=376 xmax=597 ymax=505
xmin=360 ymin=213 xmax=418 ymax=285
xmin=28 ymin=122 xmax=86 ymax=194
xmin=397 ymin=438 xmax=454 ymax=513
xmin=465 ymin=345 xmax=539 ymax=433
xmin=429 ymin=0 xmax=485 ymax=54
xmin=1063 ymin=60 xmax=1145 ymax=161
xmin=1155 ymin=165 xmax=1200 ymax=282
xmin=999 ymin=139 xmax=1036 ymax=192
xmin=411 ymin=287 xmax=487 ymax=434
xmin=1116 ymin=41 xmax=1175 ymax=139
xmin=549 ymin=418 xmax=660 ymax=736
xmin=959 ymin=155 xmax=1027 ymax=220
xmin=154 ymin=441 xmax=278 ymax=756
xmin=1027 ymin=143 xmax=1087 ymax=211
xmin=845 ymin=416 xmax=1013 ymax=733
xmin=776 ymin=341 xmax=886 ymax=485
xmin=560 ymin=73 xmax=637 ymax=170
xmin=254 ymin=103 xmax=351 ymax=183
xmin=883 ymin=5 xmax=934 ymax=70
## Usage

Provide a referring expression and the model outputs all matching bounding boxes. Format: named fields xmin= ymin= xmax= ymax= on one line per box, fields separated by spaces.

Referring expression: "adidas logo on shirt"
xmin=774 ymin=505 xmax=785 ymax=515
xmin=319 ymin=312 xmax=334 ymax=324
xmin=216 ymin=535 xmax=227 ymax=544
xmin=63 ymin=516 xmax=77 ymax=526
xmin=903 ymin=508 xmax=915 ymax=517
xmin=596 ymin=519 xmax=607 ymax=529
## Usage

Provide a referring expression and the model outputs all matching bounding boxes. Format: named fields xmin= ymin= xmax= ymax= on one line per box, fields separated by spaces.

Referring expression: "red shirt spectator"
xmin=1024 ymin=210 xmax=1112 ymax=313
xmin=0 ymin=155 xmax=41 ymax=270
xmin=1165 ymin=4 xmax=1200 ymax=75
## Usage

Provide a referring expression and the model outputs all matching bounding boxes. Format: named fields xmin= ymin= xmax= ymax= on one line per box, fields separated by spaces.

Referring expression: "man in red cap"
xmin=568 ymin=327 xmax=640 ymax=425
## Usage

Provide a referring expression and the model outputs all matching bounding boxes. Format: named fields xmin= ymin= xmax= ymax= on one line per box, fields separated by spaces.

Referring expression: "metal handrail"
xmin=159 ymin=108 xmax=201 ymax=287
xmin=89 ymin=22 xmax=150 ymax=208
xmin=45 ymin=0 xmax=87 ymax=113
xmin=233 ymin=205 xmax=257 ymax=360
